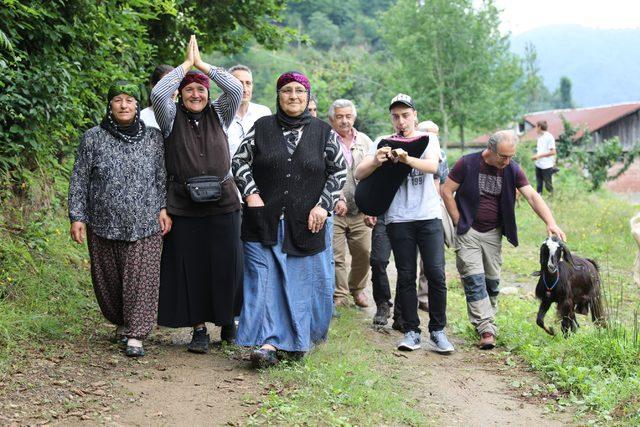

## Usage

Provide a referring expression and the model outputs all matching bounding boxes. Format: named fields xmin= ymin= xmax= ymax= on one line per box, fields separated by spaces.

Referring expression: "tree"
xmin=380 ymin=0 xmax=522 ymax=149
xmin=574 ymin=133 xmax=640 ymax=191
xmin=307 ymin=12 xmax=341 ymax=49
xmin=555 ymin=76 xmax=574 ymax=109
xmin=516 ymin=43 xmax=554 ymax=113
xmin=0 ymin=0 xmax=292 ymax=183
xmin=555 ymin=116 xmax=579 ymax=159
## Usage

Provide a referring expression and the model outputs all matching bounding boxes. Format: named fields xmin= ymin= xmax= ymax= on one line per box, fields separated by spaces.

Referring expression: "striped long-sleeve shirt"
xmin=232 ymin=125 xmax=347 ymax=213
xmin=150 ymin=66 xmax=243 ymax=138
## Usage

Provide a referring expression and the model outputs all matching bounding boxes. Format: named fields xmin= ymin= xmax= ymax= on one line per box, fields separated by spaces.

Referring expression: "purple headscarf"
xmin=276 ymin=71 xmax=312 ymax=130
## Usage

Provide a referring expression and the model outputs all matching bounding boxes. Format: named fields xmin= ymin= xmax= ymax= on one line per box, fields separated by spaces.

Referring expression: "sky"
xmin=490 ymin=0 xmax=640 ymax=35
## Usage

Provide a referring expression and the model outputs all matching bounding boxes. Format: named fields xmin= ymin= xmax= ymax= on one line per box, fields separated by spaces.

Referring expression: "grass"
xmin=444 ymin=165 xmax=640 ymax=423
xmin=0 ymin=171 xmax=98 ymax=371
xmin=248 ymin=309 xmax=426 ymax=426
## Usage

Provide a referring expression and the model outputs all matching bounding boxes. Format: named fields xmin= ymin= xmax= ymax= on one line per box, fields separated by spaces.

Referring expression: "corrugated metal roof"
xmin=521 ymin=102 xmax=640 ymax=142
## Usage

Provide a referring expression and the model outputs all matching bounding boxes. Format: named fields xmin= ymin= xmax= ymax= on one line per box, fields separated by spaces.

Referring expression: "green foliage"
xmin=0 ymin=173 xmax=97 ymax=369
xmin=0 ymin=0 xmax=290 ymax=185
xmin=380 ymin=0 xmax=522 ymax=145
xmin=555 ymin=76 xmax=575 ymax=109
xmin=556 ymin=116 xmax=579 ymax=159
xmin=307 ymin=12 xmax=340 ymax=49
xmin=573 ymin=133 xmax=640 ymax=191
xmin=516 ymin=43 xmax=555 ymax=114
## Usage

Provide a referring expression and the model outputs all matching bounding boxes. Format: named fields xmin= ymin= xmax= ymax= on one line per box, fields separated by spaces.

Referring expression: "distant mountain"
xmin=511 ymin=25 xmax=640 ymax=108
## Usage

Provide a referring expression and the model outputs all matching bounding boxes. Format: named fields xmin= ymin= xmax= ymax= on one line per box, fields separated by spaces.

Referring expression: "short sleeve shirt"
xmin=370 ymin=131 xmax=442 ymax=224
xmin=535 ymin=131 xmax=556 ymax=169
xmin=448 ymin=154 xmax=529 ymax=232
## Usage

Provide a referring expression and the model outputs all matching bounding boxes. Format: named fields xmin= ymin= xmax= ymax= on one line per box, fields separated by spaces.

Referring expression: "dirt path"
xmin=0 ymin=271 xmax=573 ymax=426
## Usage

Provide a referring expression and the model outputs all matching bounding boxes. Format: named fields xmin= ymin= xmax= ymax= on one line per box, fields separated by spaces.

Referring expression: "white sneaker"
xmin=427 ymin=330 xmax=455 ymax=354
xmin=397 ymin=330 xmax=421 ymax=351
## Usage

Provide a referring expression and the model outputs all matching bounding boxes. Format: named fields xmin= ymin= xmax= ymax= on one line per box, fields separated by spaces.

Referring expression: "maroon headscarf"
xmin=276 ymin=71 xmax=312 ymax=130
xmin=179 ymin=70 xmax=210 ymax=91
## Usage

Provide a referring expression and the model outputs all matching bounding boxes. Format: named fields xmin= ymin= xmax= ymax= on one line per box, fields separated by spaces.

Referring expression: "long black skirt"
xmin=157 ymin=211 xmax=242 ymax=327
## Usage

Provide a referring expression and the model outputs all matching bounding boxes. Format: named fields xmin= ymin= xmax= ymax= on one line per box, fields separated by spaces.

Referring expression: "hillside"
xmin=511 ymin=25 xmax=640 ymax=108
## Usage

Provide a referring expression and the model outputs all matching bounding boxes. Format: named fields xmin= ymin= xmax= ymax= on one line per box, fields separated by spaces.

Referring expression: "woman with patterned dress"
xmin=151 ymin=36 xmax=243 ymax=353
xmin=232 ymin=71 xmax=347 ymax=368
xmin=68 ymin=81 xmax=171 ymax=357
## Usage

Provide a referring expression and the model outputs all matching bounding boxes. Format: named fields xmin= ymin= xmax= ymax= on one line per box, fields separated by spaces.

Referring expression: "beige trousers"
xmin=333 ymin=213 xmax=372 ymax=302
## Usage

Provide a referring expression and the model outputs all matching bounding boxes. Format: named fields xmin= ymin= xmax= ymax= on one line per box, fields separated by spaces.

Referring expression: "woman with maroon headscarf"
xmin=151 ymin=35 xmax=243 ymax=354
xmin=232 ymin=71 xmax=347 ymax=368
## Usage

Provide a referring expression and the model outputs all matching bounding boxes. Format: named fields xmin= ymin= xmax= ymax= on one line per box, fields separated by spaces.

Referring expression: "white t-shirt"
xmin=140 ymin=106 xmax=160 ymax=130
xmin=227 ymin=102 xmax=272 ymax=158
xmin=369 ymin=131 xmax=442 ymax=224
xmin=535 ymin=131 xmax=556 ymax=169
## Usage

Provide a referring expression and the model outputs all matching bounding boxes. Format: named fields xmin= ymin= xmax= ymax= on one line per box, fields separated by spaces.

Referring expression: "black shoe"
xmin=125 ymin=345 xmax=145 ymax=357
xmin=392 ymin=317 xmax=405 ymax=332
xmin=373 ymin=302 xmax=391 ymax=326
xmin=250 ymin=348 xmax=279 ymax=369
xmin=221 ymin=323 xmax=236 ymax=344
xmin=187 ymin=327 xmax=210 ymax=354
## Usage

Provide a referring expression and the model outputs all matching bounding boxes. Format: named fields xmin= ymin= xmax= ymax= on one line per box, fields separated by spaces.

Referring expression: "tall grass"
xmin=0 ymin=171 xmax=97 ymax=370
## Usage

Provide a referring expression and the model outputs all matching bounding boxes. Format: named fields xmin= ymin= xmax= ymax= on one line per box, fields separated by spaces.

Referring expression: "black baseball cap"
xmin=389 ymin=93 xmax=415 ymax=110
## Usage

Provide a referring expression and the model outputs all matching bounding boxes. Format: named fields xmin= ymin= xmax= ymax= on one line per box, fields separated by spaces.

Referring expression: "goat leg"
xmin=536 ymin=299 xmax=555 ymax=336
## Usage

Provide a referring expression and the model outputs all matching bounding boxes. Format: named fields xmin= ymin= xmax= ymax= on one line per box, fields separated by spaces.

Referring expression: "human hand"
xmin=158 ymin=209 xmax=172 ymax=236
xmin=392 ymin=148 xmax=408 ymax=164
xmin=245 ymin=193 xmax=265 ymax=207
xmin=364 ymin=215 xmax=377 ymax=228
xmin=193 ymin=35 xmax=209 ymax=72
xmin=334 ymin=200 xmax=347 ymax=216
xmin=374 ymin=146 xmax=391 ymax=166
xmin=531 ymin=154 xmax=538 ymax=161
xmin=547 ymin=224 xmax=566 ymax=242
xmin=183 ymin=35 xmax=195 ymax=69
xmin=70 ymin=221 xmax=86 ymax=244
xmin=308 ymin=206 xmax=328 ymax=233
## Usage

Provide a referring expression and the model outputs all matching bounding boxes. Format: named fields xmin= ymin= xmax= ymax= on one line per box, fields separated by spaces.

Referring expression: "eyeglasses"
xmin=278 ymin=88 xmax=308 ymax=96
xmin=495 ymin=151 xmax=515 ymax=160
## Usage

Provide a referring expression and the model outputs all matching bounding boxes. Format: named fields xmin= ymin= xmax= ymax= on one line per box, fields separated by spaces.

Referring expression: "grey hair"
xmin=309 ymin=93 xmax=318 ymax=104
xmin=487 ymin=130 xmax=516 ymax=152
xmin=228 ymin=64 xmax=252 ymax=75
xmin=328 ymin=99 xmax=357 ymax=119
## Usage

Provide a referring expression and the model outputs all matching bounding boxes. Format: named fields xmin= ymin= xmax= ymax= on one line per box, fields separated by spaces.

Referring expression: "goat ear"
xmin=561 ymin=242 xmax=574 ymax=267
xmin=540 ymin=243 xmax=548 ymax=266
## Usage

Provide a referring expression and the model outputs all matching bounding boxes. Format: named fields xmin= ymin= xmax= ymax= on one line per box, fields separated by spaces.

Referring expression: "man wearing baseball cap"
xmin=355 ymin=94 xmax=454 ymax=354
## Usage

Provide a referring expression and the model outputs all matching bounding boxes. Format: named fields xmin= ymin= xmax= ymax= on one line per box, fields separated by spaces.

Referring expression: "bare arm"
xmin=441 ymin=178 xmax=461 ymax=225
xmin=519 ymin=184 xmax=566 ymax=241
xmin=532 ymin=148 xmax=557 ymax=160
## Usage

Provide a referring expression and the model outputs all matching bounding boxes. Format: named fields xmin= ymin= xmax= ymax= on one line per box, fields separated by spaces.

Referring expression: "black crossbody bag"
xmin=185 ymin=173 xmax=232 ymax=203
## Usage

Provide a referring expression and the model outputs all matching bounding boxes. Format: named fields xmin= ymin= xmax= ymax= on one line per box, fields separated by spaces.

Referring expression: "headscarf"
xmin=100 ymin=80 xmax=145 ymax=144
xmin=177 ymin=70 xmax=211 ymax=123
xmin=275 ymin=71 xmax=312 ymax=130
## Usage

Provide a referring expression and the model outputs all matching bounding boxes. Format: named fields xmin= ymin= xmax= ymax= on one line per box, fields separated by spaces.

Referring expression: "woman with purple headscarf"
xmin=232 ymin=71 xmax=347 ymax=368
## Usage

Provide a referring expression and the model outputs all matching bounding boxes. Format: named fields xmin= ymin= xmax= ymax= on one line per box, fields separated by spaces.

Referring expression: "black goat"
xmin=535 ymin=236 xmax=606 ymax=336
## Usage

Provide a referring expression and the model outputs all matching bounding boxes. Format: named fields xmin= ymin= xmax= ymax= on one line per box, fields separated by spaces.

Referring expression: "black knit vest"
xmin=454 ymin=151 xmax=520 ymax=247
xmin=164 ymin=108 xmax=240 ymax=217
xmin=241 ymin=115 xmax=332 ymax=255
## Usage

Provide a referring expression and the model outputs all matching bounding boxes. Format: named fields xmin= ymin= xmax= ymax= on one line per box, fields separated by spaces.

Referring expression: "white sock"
xmin=127 ymin=338 xmax=143 ymax=348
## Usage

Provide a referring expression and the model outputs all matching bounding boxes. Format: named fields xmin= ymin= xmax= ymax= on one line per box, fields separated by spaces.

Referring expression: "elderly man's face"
xmin=110 ymin=94 xmax=137 ymax=125
xmin=232 ymin=69 xmax=253 ymax=104
xmin=492 ymin=139 xmax=517 ymax=169
xmin=308 ymin=100 xmax=318 ymax=117
xmin=181 ymin=82 xmax=209 ymax=113
xmin=329 ymin=106 xmax=356 ymax=138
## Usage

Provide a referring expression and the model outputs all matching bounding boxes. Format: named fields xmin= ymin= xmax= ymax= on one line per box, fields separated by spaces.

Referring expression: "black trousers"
xmin=386 ymin=219 xmax=447 ymax=334
xmin=370 ymin=219 xmax=392 ymax=306
xmin=535 ymin=166 xmax=553 ymax=194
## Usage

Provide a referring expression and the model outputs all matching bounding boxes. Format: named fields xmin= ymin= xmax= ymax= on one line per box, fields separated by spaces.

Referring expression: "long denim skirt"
xmin=236 ymin=218 xmax=334 ymax=352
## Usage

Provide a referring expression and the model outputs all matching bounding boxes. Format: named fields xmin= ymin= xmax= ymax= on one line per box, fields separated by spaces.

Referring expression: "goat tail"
xmin=587 ymin=258 xmax=600 ymax=271
xmin=591 ymin=280 xmax=607 ymax=328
